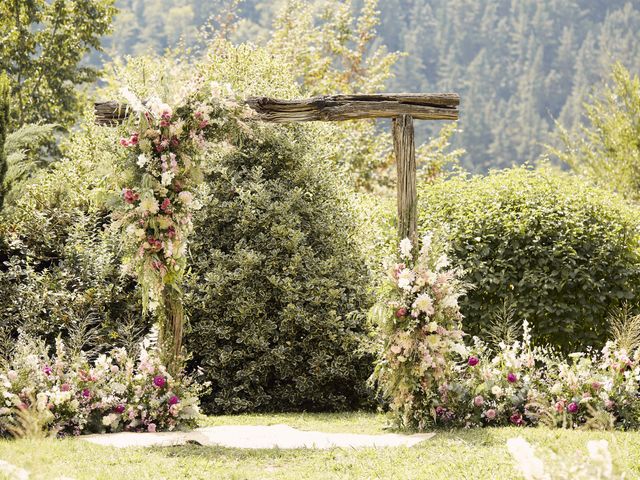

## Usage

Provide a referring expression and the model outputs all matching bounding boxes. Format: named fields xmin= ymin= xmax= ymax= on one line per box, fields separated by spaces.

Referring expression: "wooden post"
xmin=393 ymin=115 xmax=417 ymax=243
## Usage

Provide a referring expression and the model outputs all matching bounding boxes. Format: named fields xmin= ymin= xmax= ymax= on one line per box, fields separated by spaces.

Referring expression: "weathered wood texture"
xmin=393 ymin=115 xmax=417 ymax=243
xmin=94 ymin=93 xmax=459 ymax=125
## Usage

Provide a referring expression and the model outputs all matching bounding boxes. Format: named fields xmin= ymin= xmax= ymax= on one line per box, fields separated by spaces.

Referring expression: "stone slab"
xmin=81 ymin=424 xmax=434 ymax=450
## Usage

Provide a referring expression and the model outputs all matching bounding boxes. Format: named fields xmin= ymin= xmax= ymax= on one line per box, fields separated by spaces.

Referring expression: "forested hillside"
xmin=101 ymin=0 xmax=640 ymax=171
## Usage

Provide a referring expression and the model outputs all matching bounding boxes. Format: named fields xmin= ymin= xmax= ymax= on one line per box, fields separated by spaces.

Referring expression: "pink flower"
xmin=168 ymin=395 xmax=180 ymax=406
xmin=395 ymin=307 xmax=408 ymax=318
xmin=123 ymin=188 xmax=140 ymax=204
xmin=510 ymin=412 xmax=524 ymax=426
xmin=555 ymin=400 xmax=565 ymax=413
xmin=604 ymin=399 xmax=615 ymax=410
xmin=82 ymin=388 xmax=91 ymax=398
xmin=484 ymin=409 xmax=496 ymax=420
xmin=129 ymin=133 xmax=139 ymax=146
xmin=467 ymin=356 xmax=479 ymax=367
xmin=591 ymin=382 xmax=602 ymax=391
xmin=60 ymin=383 xmax=71 ymax=392
xmin=473 ymin=395 xmax=484 ymax=407
xmin=567 ymin=402 xmax=578 ymax=413
xmin=507 ymin=373 xmax=517 ymax=383
xmin=435 ymin=406 xmax=445 ymax=416
xmin=160 ymin=198 xmax=171 ymax=212
xmin=115 ymin=404 xmax=125 ymax=414
xmin=199 ymin=120 xmax=209 ymax=129
xmin=119 ymin=138 xmax=130 ymax=147
xmin=153 ymin=376 xmax=166 ymax=388
xmin=147 ymin=423 xmax=157 ymax=433
xmin=42 ymin=365 xmax=52 ymax=376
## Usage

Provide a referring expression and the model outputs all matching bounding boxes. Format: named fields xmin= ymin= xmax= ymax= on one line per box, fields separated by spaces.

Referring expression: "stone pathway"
xmin=81 ymin=424 xmax=434 ymax=449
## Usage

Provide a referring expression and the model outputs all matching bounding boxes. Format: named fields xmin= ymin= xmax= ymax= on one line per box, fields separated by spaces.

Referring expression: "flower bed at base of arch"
xmin=0 ymin=337 xmax=206 ymax=436
xmin=373 ymin=234 xmax=640 ymax=431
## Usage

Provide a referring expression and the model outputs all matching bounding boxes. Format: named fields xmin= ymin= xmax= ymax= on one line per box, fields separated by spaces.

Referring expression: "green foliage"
xmin=0 ymin=0 xmax=117 ymax=128
xmin=418 ymin=166 xmax=640 ymax=351
xmin=552 ymin=63 xmax=640 ymax=201
xmin=0 ymin=117 xmax=146 ymax=353
xmin=185 ymin=126 xmax=374 ymax=413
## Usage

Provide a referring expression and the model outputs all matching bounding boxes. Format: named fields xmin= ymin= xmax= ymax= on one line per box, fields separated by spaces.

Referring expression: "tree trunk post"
xmin=393 ymin=114 xmax=417 ymax=245
xmin=160 ymin=288 xmax=185 ymax=377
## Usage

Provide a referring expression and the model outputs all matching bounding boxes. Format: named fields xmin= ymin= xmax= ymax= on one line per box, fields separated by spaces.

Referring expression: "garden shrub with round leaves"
xmin=185 ymin=126 xmax=375 ymax=414
xmin=418 ymin=166 xmax=640 ymax=351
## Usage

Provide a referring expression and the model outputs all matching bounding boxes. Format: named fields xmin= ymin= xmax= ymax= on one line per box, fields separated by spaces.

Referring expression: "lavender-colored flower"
xmin=153 ymin=375 xmax=166 ymax=388
xmin=168 ymin=395 xmax=180 ymax=406
xmin=507 ymin=372 xmax=518 ymax=383
xmin=468 ymin=356 xmax=479 ymax=367
xmin=567 ymin=402 xmax=578 ymax=413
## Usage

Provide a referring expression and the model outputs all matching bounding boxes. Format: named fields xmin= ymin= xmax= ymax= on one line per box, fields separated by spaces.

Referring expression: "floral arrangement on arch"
xmin=0 ymin=336 xmax=205 ymax=436
xmin=375 ymin=234 xmax=640 ymax=431
xmin=115 ymin=82 xmax=249 ymax=312
xmin=372 ymin=232 xmax=468 ymax=431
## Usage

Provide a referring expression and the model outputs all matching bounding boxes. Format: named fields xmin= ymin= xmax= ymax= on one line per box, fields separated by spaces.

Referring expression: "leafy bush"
xmin=0 ymin=335 xmax=202 ymax=437
xmin=0 ymin=120 xmax=147 ymax=353
xmin=185 ymin=126 xmax=375 ymax=413
xmin=418 ymin=166 xmax=640 ymax=351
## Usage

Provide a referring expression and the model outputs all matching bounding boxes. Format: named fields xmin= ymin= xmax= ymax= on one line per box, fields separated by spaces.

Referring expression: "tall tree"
xmin=0 ymin=0 xmax=117 ymax=129
xmin=0 ymin=73 xmax=9 ymax=211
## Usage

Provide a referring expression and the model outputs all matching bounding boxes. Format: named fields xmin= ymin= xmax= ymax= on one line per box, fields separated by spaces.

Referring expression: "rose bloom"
xmin=168 ymin=395 xmax=180 ymax=406
xmin=473 ymin=395 xmax=484 ymax=407
xmin=567 ymin=402 xmax=579 ymax=413
xmin=555 ymin=400 xmax=565 ymax=413
xmin=484 ymin=409 xmax=497 ymax=420
xmin=147 ymin=423 xmax=157 ymax=433
xmin=507 ymin=372 xmax=517 ymax=383
xmin=468 ymin=356 xmax=479 ymax=367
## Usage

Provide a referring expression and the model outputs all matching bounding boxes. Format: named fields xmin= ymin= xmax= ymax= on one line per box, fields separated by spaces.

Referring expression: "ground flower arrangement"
xmin=374 ymin=233 xmax=640 ymax=431
xmin=0 ymin=336 xmax=204 ymax=437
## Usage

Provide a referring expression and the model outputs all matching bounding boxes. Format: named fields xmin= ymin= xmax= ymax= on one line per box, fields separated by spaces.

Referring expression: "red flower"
xmin=123 ymin=188 xmax=140 ymax=204
xmin=395 ymin=307 xmax=408 ymax=318
xmin=160 ymin=198 xmax=171 ymax=212
xmin=509 ymin=412 xmax=524 ymax=426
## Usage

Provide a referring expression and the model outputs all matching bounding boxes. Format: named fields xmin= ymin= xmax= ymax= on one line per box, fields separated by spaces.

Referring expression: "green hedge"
xmin=418 ymin=166 xmax=640 ymax=351
xmin=185 ymin=126 xmax=374 ymax=413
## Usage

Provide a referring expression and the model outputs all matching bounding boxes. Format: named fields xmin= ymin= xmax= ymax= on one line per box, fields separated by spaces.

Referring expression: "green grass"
xmin=1 ymin=412 xmax=639 ymax=479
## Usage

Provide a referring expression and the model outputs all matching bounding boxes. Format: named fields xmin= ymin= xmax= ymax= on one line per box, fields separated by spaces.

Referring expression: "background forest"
xmin=101 ymin=0 xmax=640 ymax=171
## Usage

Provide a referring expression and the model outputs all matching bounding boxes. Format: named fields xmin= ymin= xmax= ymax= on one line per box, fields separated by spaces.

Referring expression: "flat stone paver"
xmin=81 ymin=424 xmax=434 ymax=449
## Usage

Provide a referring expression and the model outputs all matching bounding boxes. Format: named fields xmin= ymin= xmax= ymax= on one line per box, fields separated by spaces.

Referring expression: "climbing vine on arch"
xmin=113 ymin=80 xmax=249 ymax=374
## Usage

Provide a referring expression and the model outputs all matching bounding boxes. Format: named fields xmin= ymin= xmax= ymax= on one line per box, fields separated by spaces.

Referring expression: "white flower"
xmin=146 ymin=95 xmax=172 ymax=118
xmin=111 ymin=382 xmax=126 ymax=395
xmin=412 ymin=293 xmax=435 ymax=316
xmin=178 ymin=191 xmax=193 ymax=206
xmin=441 ymin=294 xmax=459 ymax=309
xmin=36 ymin=392 xmax=48 ymax=411
xmin=506 ymin=437 xmax=550 ymax=480
xmin=137 ymin=154 xmax=148 ymax=168
xmin=139 ymin=196 xmax=159 ymax=214
xmin=397 ymin=268 xmax=416 ymax=290
xmin=419 ymin=232 xmax=433 ymax=257
xmin=120 ymin=86 xmax=145 ymax=113
xmin=102 ymin=413 xmax=118 ymax=427
xmin=451 ymin=342 xmax=469 ymax=357
xmin=426 ymin=321 xmax=438 ymax=333
xmin=399 ymin=238 xmax=413 ymax=259
xmin=161 ymin=171 xmax=174 ymax=186
xmin=6 ymin=370 xmax=17 ymax=382
xmin=435 ymin=254 xmax=450 ymax=270
xmin=491 ymin=385 xmax=503 ymax=397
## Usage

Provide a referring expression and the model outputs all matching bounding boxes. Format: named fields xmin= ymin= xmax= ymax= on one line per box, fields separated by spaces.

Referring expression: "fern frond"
xmin=4 ymin=123 xmax=57 ymax=155
xmin=484 ymin=300 xmax=521 ymax=349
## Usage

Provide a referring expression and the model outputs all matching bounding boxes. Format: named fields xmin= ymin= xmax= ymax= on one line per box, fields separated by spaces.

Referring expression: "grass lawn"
xmin=1 ymin=412 xmax=639 ymax=479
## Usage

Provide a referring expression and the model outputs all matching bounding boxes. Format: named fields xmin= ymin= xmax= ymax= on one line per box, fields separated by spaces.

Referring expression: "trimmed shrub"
xmin=418 ymin=166 xmax=640 ymax=351
xmin=185 ymin=126 xmax=374 ymax=413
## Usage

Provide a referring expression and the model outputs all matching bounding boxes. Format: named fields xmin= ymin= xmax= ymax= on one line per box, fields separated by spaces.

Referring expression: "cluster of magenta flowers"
xmin=0 ymin=336 xmax=204 ymax=436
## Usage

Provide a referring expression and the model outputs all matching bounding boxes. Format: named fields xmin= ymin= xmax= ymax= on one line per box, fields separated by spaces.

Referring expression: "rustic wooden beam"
xmin=94 ymin=93 xmax=459 ymax=125
xmin=393 ymin=115 xmax=417 ymax=243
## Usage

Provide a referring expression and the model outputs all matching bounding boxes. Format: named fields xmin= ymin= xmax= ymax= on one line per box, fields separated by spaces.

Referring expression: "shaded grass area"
xmin=1 ymin=412 xmax=639 ymax=479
